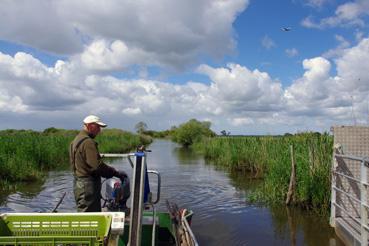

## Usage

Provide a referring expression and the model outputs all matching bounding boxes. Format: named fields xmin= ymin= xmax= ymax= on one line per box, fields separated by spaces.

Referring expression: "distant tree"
xmin=43 ymin=127 xmax=59 ymax=134
xmin=220 ymin=130 xmax=231 ymax=136
xmin=172 ymin=119 xmax=215 ymax=146
xmin=135 ymin=121 xmax=148 ymax=134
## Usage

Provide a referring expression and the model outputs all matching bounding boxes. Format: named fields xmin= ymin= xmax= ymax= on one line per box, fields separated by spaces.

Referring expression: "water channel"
xmin=0 ymin=139 xmax=343 ymax=245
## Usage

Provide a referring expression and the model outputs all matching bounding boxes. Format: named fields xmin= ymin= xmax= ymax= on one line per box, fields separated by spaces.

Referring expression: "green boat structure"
xmin=0 ymin=151 xmax=198 ymax=246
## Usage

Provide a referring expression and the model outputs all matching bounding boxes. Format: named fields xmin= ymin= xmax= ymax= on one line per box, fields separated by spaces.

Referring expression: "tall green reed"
xmin=197 ymin=133 xmax=333 ymax=213
xmin=96 ymin=128 xmax=152 ymax=153
xmin=0 ymin=131 xmax=72 ymax=182
xmin=0 ymin=129 xmax=152 ymax=184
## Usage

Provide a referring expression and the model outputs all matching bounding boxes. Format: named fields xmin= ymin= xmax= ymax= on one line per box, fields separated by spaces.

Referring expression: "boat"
xmin=0 ymin=150 xmax=198 ymax=246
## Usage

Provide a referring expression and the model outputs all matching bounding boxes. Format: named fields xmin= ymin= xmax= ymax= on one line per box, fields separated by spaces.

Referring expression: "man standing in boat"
xmin=70 ymin=115 xmax=130 ymax=212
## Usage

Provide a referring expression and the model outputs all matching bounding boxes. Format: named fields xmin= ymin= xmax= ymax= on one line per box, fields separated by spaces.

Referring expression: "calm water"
xmin=0 ymin=139 xmax=343 ymax=246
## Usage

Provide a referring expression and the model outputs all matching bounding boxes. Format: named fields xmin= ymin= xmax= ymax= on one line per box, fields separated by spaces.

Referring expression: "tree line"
xmin=135 ymin=119 xmax=216 ymax=147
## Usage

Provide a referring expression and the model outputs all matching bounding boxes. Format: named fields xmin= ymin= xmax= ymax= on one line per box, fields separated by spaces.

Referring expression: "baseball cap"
xmin=83 ymin=115 xmax=107 ymax=127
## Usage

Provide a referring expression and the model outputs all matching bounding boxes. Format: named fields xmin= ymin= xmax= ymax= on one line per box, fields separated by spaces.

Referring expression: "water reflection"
xmin=225 ymin=168 xmax=343 ymax=245
xmin=228 ymin=170 xmax=262 ymax=192
xmin=0 ymin=189 xmax=13 ymax=207
xmin=172 ymin=145 xmax=202 ymax=164
xmin=268 ymin=205 xmax=344 ymax=246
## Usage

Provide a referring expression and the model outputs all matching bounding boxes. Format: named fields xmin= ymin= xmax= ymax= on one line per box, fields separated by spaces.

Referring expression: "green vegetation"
xmin=97 ymin=128 xmax=152 ymax=153
xmin=0 ymin=129 xmax=74 ymax=183
xmin=134 ymin=121 xmax=173 ymax=139
xmin=171 ymin=119 xmax=216 ymax=146
xmin=134 ymin=121 xmax=148 ymax=134
xmin=142 ymin=129 xmax=173 ymax=139
xmin=0 ymin=128 xmax=151 ymax=184
xmin=198 ymin=132 xmax=333 ymax=213
xmin=135 ymin=119 xmax=216 ymax=141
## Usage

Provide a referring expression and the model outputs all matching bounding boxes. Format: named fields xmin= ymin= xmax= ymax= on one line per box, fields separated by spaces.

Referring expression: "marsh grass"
xmin=0 ymin=129 xmax=151 ymax=184
xmin=96 ymin=128 xmax=152 ymax=153
xmin=198 ymin=133 xmax=333 ymax=213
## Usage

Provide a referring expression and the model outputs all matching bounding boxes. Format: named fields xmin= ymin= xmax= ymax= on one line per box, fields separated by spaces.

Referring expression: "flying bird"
xmin=281 ymin=27 xmax=292 ymax=32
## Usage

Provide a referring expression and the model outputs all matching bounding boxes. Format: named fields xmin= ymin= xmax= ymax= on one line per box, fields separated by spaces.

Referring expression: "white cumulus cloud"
xmin=261 ymin=35 xmax=276 ymax=49
xmin=284 ymin=37 xmax=369 ymax=126
xmin=323 ymin=35 xmax=351 ymax=59
xmin=285 ymin=57 xmax=333 ymax=104
xmin=336 ymin=37 xmax=369 ymax=91
xmin=301 ymin=0 xmax=369 ymax=29
xmin=0 ymin=52 xmax=84 ymax=111
xmin=285 ymin=48 xmax=299 ymax=57
xmin=230 ymin=117 xmax=254 ymax=126
xmin=0 ymin=36 xmax=369 ymax=133
xmin=0 ymin=0 xmax=249 ymax=69
xmin=197 ymin=63 xmax=284 ymax=113
xmin=304 ymin=0 xmax=332 ymax=9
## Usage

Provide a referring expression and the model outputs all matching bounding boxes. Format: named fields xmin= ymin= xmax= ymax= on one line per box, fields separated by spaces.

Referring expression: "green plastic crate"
xmin=0 ymin=212 xmax=115 ymax=246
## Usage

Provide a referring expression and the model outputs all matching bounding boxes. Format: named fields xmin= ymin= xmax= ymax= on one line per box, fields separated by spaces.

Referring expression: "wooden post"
xmin=286 ymin=145 xmax=296 ymax=205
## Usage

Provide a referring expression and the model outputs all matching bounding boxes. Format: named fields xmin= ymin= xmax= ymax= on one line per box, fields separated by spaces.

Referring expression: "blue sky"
xmin=0 ymin=0 xmax=369 ymax=134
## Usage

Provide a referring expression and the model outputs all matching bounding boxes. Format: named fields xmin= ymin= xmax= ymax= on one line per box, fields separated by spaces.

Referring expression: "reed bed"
xmin=0 ymin=129 xmax=151 ymax=184
xmin=198 ymin=133 xmax=333 ymax=212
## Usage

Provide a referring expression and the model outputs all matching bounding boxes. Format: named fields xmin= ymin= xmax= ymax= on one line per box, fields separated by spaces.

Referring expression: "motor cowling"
xmin=105 ymin=178 xmax=130 ymax=211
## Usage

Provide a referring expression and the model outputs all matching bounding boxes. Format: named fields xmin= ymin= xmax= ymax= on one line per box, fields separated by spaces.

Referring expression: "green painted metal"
xmin=0 ymin=211 xmax=187 ymax=246
xmin=118 ymin=211 xmax=176 ymax=246
xmin=0 ymin=213 xmax=112 ymax=246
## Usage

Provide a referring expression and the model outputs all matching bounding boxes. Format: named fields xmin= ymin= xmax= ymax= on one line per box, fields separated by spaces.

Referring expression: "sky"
xmin=0 ymin=0 xmax=369 ymax=135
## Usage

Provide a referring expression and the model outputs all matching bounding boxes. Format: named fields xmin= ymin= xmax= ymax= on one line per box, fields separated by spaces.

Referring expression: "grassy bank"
xmin=0 ymin=129 xmax=151 ymax=184
xmin=197 ymin=133 xmax=333 ymax=213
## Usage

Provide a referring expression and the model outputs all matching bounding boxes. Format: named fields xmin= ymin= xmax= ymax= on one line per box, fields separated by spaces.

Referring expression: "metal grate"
xmin=331 ymin=126 xmax=369 ymax=246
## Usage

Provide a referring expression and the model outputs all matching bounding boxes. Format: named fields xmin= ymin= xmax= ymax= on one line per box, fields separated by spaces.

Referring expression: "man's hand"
xmin=137 ymin=145 xmax=145 ymax=152
xmin=117 ymin=171 xmax=128 ymax=182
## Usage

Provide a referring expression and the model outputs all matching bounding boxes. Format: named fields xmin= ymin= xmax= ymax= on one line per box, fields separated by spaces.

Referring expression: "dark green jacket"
xmin=69 ymin=130 xmax=118 ymax=178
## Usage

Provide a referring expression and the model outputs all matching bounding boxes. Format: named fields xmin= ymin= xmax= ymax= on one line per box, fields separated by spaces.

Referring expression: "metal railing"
xmin=331 ymin=153 xmax=369 ymax=245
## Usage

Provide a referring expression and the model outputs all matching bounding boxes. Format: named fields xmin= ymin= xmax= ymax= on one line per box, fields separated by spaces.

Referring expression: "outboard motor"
xmin=105 ymin=178 xmax=130 ymax=211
